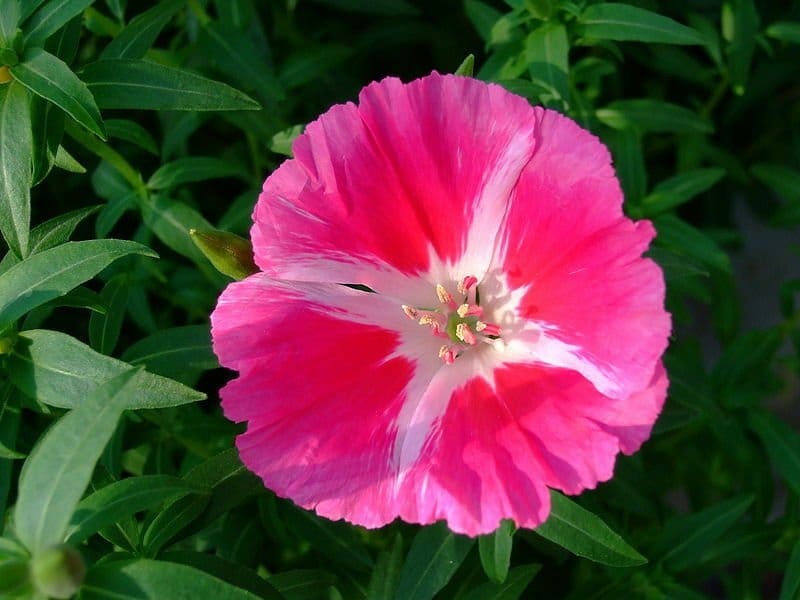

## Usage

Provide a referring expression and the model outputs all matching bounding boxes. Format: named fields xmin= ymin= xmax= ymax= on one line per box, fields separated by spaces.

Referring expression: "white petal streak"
xmin=459 ymin=125 xmax=536 ymax=280
xmin=501 ymin=323 xmax=625 ymax=399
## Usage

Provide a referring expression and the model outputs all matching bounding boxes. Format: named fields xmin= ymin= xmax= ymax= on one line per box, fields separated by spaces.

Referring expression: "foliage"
xmin=0 ymin=0 xmax=798 ymax=598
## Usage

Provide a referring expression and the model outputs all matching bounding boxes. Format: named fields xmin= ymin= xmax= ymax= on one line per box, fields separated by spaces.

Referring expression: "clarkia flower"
xmin=211 ymin=73 xmax=671 ymax=536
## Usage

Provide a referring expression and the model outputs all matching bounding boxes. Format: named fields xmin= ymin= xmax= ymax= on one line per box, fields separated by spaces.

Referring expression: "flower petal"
xmin=500 ymin=109 xmax=670 ymax=399
xmin=252 ymin=73 xmax=538 ymax=292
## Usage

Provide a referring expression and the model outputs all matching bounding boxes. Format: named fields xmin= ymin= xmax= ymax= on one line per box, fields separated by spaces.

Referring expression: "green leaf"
xmin=780 ymin=539 xmax=800 ymax=600
xmin=268 ymin=569 xmax=336 ymax=600
xmin=394 ymin=522 xmax=475 ymax=600
xmin=79 ymin=58 xmax=261 ymax=111
xmin=65 ymin=475 xmax=204 ymax=545
xmin=461 ymin=564 xmax=541 ymax=600
xmin=654 ymin=495 xmax=754 ymax=571
xmin=8 ymin=329 xmax=206 ymax=409
xmin=367 ymin=534 xmax=403 ymax=600
xmin=105 ymin=118 xmax=158 ymax=154
xmin=641 ymin=168 xmax=726 ymax=215
xmin=0 ymin=0 xmax=20 ymax=45
xmin=141 ymin=194 xmax=214 ymax=263
xmin=751 ymin=163 xmax=800 ymax=201
xmin=607 ymin=129 xmax=646 ymax=205
xmin=88 ymin=273 xmax=129 ymax=354
xmin=120 ymin=325 xmax=217 ymax=381
xmin=31 ymin=94 xmax=65 ymax=184
xmin=597 ymin=99 xmax=713 ymax=134
xmin=161 ymin=552 xmax=285 ymax=600
xmin=269 ymin=124 xmax=303 ymax=157
xmin=101 ymin=0 xmax=184 ymax=60
xmin=29 ymin=205 xmax=101 ymax=254
xmin=141 ymin=493 xmax=210 ymax=555
xmin=53 ymin=143 xmax=84 ymax=172
xmin=722 ymin=0 xmax=759 ymax=95
xmin=197 ymin=20 xmax=282 ymax=106
xmin=535 ymin=491 xmax=647 ymax=566
xmin=148 ymin=157 xmax=246 ymax=189
xmin=15 ymin=368 xmax=140 ymax=553
xmin=0 ymin=383 xmax=22 ymax=518
xmin=23 ymin=0 xmax=93 ymax=46
xmin=749 ymin=410 xmax=800 ymax=496
xmin=525 ymin=23 xmax=569 ymax=105
xmin=81 ymin=558 xmax=262 ymax=600
xmin=10 ymin=47 xmax=105 ymax=139
xmin=654 ymin=214 xmax=731 ymax=274
xmin=282 ymin=506 xmax=373 ymax=572
xmin=0 ymin=81 xmax=32 ymax=259
xmin=578 ymin=3 xmax=706 ymax=45
xmin=766 ymin=21 xmax=800 ymax=44
xmin=479 ymin=520 xmax=514 ymax=584
xmin=464 ymin=0 xmax=503 ymax=44
xmin=309 ymin=0 xmax=418 ymax=16
xmin=0 ymin=239 xmax=154 ymax=326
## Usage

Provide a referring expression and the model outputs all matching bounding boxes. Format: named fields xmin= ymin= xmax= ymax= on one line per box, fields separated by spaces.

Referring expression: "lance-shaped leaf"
xmin=578 ymin=3 xmax=706 ymax=45
xmin=7 ymin=329 xmax=206 ymax=409
xmin=534 ymin=491 xmax=647 ymax=567
xmin=23 ymin=0 xmax=94 ymax=46
xmin=79 ymin=58 xmax=260 ymax=111
xmin=0 ymin=239 xmax=154 ymax=326
xmin=101 ymin=0 xmax=185 ymax=60
xmin=11 ymin=47 xmax=105 ymax=139
xmin=15 ymin=368 xmax=140 ymax=554
xmin=0 ymin=81 xmax=32 ymax=258
xmin=81 ymin=559 xmax=262 ymax=600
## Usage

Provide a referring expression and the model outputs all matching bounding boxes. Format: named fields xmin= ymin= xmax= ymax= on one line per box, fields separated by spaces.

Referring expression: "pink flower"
xmin=211 ymin=73 xmax=670 ymax=536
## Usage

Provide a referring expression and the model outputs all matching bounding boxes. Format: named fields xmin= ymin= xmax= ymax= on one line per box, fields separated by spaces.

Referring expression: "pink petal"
xmin=251 ymin=73 xmax=538 ymax=292
xmin=501 ymin=108 xmax=671 ymax=399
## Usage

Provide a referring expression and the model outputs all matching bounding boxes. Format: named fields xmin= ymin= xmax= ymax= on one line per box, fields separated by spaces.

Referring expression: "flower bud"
xmin=30 ymin=545 xmax=86 ymax=599
xmin=0 ymin=331 xmax=16 ymax=355
xmin=189 ymin=228 xmax=258 ymax=280
xmin=0 ymin=66 xmax=11 ymax=85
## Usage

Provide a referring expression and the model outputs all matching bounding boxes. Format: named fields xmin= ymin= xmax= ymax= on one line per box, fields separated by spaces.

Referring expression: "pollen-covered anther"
xmin=438 ymin=345 xmax=457 ymax=364
xmin=418 ymin=314 xmax=444 ymax=335
xmin=436 ymin=284 xmax=457 ymax=309
xmin=402 ymin=305 xmax=418 ymax=320
xmin=457 ymin=303 xmax=483 ymax=318
xmin=456 ymin=323 xmax=477 ymax=345
xmin=475 ymin=321 xmax=501 ymax=336
xmin=457 ymin=275 xmax=478 ymax=295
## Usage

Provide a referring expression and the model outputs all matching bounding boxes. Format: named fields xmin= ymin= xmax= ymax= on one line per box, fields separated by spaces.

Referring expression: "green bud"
xmin=189 ymin=228 xmax=258 ymax=280
xmin=454 ymin=54 xmax=475 ymax=77
xmin=30 ymin=545 xmax=86 ymax=600
xmin=0 ymin=66 xmax=11 ymax=85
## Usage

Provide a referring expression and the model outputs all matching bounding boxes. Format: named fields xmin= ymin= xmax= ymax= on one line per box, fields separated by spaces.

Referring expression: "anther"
xmin=438 ymin=345 xmax=457 ymax=364
xmin=457 ymin=275 xmax=478 ymax=295
xmin=456 ymin=323 xmax=477 ymax=345
xmin=475 ymin=321 xmax=501 ymax=336
xmin=402 ymin=305 xmax=418 ymax=320
xmin=456 ymin=303 xmax=483 ymax=318
xmin=435 ymin=284 xmax=456 ymax=309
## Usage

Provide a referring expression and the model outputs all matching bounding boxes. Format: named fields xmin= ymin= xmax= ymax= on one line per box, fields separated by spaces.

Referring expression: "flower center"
xmin=401 ymin=275 xmax=502 ymax=365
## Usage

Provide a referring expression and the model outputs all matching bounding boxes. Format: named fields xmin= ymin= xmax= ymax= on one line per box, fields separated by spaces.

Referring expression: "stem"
xmin=64 ymin=121 xmax=147 ymax=200
xmin=701 ymin=77 xmax=729 ymax=119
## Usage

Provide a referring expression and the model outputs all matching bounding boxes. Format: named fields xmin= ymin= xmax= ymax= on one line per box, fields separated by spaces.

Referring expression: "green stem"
xmin=186 ymin=0 xmax=211 ymax=26
xmin=701 ymin=77 xmax=729 ymax=119
xmin=64 ymin=121 xmax=147 ymax=199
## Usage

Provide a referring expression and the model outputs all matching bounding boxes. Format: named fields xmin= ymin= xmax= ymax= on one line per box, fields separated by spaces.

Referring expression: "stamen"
xmin=435 ymin=284 xmax=456 ymax=309
xmin=457 ymin=303 xmax=483 ymax=318
xmin=457 ymin=275 xmax=478 ymax=295
xmin=456 ymin=323 xmax=477 ymax=345
xmin=419 ymin=313 xmax=445 ymax=336
xmin=476 ymin=321 xmax=501 ymax=336
xmin=402 ymin=305 xmax=418 ymax=320
xmin=438 ymin=345 xmax=457 ymax=364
